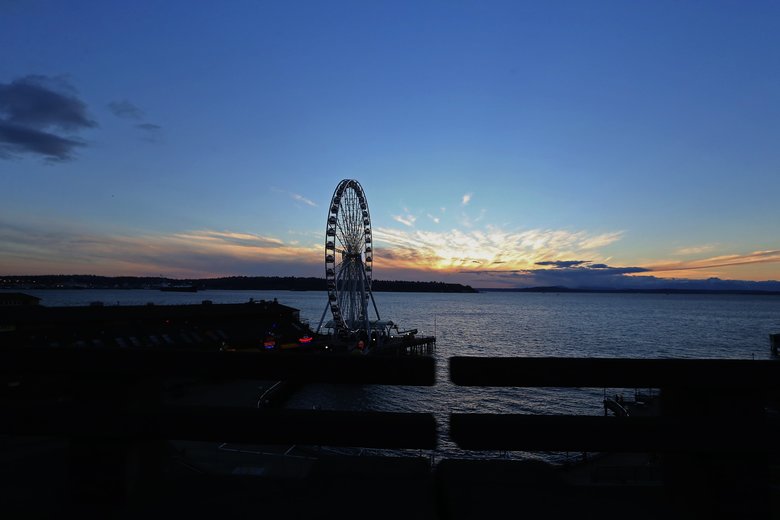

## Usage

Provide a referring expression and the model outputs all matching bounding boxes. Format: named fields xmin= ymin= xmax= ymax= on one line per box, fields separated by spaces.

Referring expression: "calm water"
xmin=11 ymin=289 xmax=780 ymax=460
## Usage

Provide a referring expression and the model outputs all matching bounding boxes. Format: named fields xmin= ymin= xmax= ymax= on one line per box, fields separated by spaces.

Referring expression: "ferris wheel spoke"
xmin=336 ymin=219 xmax=347 ymax=239
xmin=337 ymin=213 xmax=352 ymax=251
xmin=349 ymin=192 xmax=361 ymax=244
xmin=336 ymin=218 xmax=354 ymax=252
xmin=334 ymin=230 xmax=348 ymax=252
xmin=345 ymin=202 xmax=359 ymax=248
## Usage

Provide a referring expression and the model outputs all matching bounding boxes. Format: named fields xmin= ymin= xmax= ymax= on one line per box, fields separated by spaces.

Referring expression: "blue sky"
xmin=1 ymin=1 xmax=779 ymax=288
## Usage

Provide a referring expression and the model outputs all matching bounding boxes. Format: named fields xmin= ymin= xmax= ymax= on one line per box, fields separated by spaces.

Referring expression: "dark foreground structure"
xmin=0 ymin=299 xmax=307 ymax=350
xmin=2 ymin=351 xmax=779 ymax=518
xmin=1 ymin=302 xmax=779 ymax=518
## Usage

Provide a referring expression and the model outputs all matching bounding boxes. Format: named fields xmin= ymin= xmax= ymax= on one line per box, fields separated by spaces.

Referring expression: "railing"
xmin=449 ymin=356 xmax=779 ymax=452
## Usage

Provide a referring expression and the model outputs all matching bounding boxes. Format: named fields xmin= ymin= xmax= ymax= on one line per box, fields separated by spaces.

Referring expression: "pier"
xmin=400 ymin=336 xmax=436 ymax=356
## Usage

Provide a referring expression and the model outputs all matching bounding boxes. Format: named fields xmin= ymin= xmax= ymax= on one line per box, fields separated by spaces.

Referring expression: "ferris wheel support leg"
xmin=316 ymin=299 xmax=330 ymax=334
xmin=363 ymin=280 xmax=370 ymax=341
xmin=358 ymin=262 xmax=378 ymax=348
xmin=369 ymin=292 xmax=380 ymax=321
xmin=358 ymin=261 xmax=381 ymax=321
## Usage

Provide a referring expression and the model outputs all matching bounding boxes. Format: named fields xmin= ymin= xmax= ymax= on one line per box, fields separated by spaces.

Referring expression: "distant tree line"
xmin=372 ymin=279 xmax=477 ymax=293
xmin=201 ymin=277 xmax=477 ymax=292
xmin=1 ymin=275 xmax=477 ymax=293
xmin=199 ymin=276 xmax=324 ymax=291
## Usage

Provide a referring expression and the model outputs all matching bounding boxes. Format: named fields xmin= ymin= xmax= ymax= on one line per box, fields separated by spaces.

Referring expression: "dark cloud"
xmin=0 ymin=75 xmax=94 ymax=160
xmin=467 ymin=255 xmax=780 ymax=290
xmin=108 ymin=100 xmax=144 ymax=120
xmin=535 ymin=260 xmax=589 ymax=268
xmin=522 ymin=265 xmax=650 ymax=286
xmin=136 ymin=123 xmax=161 ymax=131
xmin=0 ymin=76 xmax=94 ymax=130
xmin=0 ymin=122 xmax=84 ymax=161
xmin=466 ymin=262 xmax=652 ymax=289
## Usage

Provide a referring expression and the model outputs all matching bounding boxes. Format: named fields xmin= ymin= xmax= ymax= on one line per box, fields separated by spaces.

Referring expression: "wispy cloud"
xmin=427 ymin=213 xmax=440 ymax=224
xmin=290 ymin=192 xmax=317 ymax=207
xmin=646 ymin=250 xmax=780 ymax=273
xmin=108 ymin=99 xmax=163 ymax=141
xmin=674 ymin=244 xmax=716 ymax=256
xmin=270 ymin=188 xmax=318 ymax=207
xmin=0 ymin=221 xmax=321 ymax=278
xmin=392 ymin=213 xmax=417 ymax=227
xmin=174 ymin=230 xmax=286 ymax=247
xmin=461 ymin=193 xmax=472 ymax=206
xmin=108 ymin=100 xmax=144 ymax=120
xmin=372 ymin=226 xmax=624 ymax=272
xmin=460 ymin=208 xmax=487 ymax=228
xmin=3 ymin=213 xmax=779 ymax=289
xmin=136 ymin=123 xmax=161 ymax=131
xmin=576 ymin=231 xmax=624 ymax=249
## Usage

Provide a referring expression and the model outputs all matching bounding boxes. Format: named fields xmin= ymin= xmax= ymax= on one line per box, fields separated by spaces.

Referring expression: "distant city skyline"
xmin=2 ymin=1 xmax=779 ymax=288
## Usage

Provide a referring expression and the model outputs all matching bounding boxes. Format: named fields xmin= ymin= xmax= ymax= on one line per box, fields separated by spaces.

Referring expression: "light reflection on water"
xmin=17 ymin=289 xmax=780 ymax=460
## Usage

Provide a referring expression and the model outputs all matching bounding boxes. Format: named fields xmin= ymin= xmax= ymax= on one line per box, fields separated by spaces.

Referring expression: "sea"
xmin=9 ymin=288 xmax=780 ymax=461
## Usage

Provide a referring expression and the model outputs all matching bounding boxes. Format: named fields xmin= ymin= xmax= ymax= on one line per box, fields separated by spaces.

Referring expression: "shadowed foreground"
xmin=2 ymin=351 xmax=779 ymax=518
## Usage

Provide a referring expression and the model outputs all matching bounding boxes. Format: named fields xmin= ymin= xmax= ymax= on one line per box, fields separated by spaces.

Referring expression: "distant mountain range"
xmin=479 ymin=280 xmax=780 ymax=296
xmin=479 ymin=285 xmax=780 ymax=295
xmin=0 ymin=275 xmax=478 ymax=293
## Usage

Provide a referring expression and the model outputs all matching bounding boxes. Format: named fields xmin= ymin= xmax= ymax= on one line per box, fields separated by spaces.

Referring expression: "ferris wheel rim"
xmin=324 ymin=179 xmax=374 ymax=331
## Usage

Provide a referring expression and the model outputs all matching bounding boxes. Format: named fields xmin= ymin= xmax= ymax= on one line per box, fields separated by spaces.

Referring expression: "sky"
xmin=1 ymin=1 xmax=779 ymax=289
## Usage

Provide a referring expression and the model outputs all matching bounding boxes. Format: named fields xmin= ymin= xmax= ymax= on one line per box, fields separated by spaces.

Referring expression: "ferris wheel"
xmin=317 ymin=179 xmax=380 ymax=335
